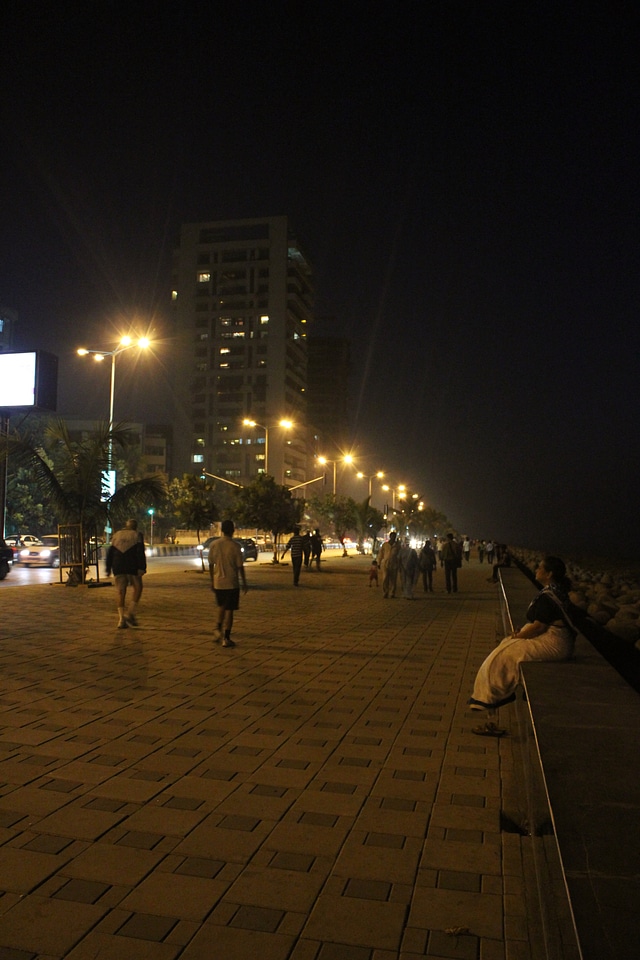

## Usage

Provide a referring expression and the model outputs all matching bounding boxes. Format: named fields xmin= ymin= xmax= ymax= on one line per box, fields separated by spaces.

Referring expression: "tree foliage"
xmin=310 ymin=493 xmax=359 ymax=555
xmin=234 ymin=475 xmax=302 ymax=560
xmin=387 ymin=491 xmax=452 ymax=541
xmin=2 ymin=418 xmax=166 ymax=536
xmin=167 ymin=475 xmax=218 ymax=541
xmin=164 ymin=474 xmax=219 ymax=568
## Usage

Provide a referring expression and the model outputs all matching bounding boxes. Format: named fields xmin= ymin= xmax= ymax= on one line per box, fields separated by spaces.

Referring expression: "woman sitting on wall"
xmin=469 ymin=555 xmax=577 ymax=736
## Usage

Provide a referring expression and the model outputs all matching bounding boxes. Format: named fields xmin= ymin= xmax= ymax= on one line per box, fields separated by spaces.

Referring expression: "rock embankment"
xmin=513 ymin=548 xmax=640 ymax=647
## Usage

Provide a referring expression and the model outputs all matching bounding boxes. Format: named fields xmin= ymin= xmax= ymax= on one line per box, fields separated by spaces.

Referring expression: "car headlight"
xmin=19 ymin=548 xmax=29 ymax=558
xmin=41 ymin=550 xmax=51 ymax=559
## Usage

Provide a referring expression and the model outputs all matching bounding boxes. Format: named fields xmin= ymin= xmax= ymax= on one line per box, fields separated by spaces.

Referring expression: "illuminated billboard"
xmin=0 ymin=351 xmax=58 ymax=411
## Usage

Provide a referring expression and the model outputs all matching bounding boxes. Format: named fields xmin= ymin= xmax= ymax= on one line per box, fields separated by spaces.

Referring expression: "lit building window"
xmin=171 ymin=290 xmax=178 ymax=300
xmin=260 ymin=315 xmax=269 ymax=324
xmin=192 ymin=454 xmax=204 ymax=463
xmin=198 ymin=272 xmax=211 ymax=283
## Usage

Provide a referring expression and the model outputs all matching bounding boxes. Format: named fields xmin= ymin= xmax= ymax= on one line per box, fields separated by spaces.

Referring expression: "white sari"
xmin=469 ymin=624 xmax=574 ymax=709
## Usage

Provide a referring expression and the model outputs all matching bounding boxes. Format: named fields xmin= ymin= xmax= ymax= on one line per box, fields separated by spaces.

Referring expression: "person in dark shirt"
xmin=419 ymin=540 xmax=436 ymax=592
xmin=487 ymin=549 xmax=512 ymax=583
xmin=310 ymin=529 xmax=324 ymax=570
xmin=281 ymin=525 xmax=304 ymax=585
xmin=106 ymin=519 xmax=147 ymax=628
xmin=302 ymin=532 xmax=312 ymax=568
xmin=441 ymin=533 xmax=461 ymax=594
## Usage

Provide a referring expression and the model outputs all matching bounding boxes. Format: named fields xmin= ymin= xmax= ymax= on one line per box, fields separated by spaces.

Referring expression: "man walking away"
xmin=377 ymin=531 xmax=400 ymax=598
xmin=442 ymin=532 xmax=461 ymax=594
xmin=399 ymin=540 xmax=419 ymax=599
xmin=106 ymin=518 xmax=147 ymax=629
xmin=419 ymin=539 xmax=436 ymax=592
xmin=310 ymin=529 xmax=324 ymax=570
xmin=281 ymin=525 xmax=304 ymax=585
xmin=302 ymin=531 xmax=311 ymax=568
xmin=208 ymin=519 xmax=248 ymax=647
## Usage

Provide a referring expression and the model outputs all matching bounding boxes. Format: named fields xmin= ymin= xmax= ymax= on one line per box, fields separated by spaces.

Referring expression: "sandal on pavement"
xmin=472 ymin=722 xmax=506 ymax=737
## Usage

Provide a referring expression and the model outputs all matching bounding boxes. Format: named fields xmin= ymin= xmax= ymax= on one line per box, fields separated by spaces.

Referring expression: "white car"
xmin=20 ymin=535 xmax=61 ymax=568
xmin=5 ymin=534 xmax=42 ymax=561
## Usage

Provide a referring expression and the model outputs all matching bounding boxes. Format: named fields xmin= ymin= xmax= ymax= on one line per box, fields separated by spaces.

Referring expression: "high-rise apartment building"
xmin=306 ymin=336 xmax=351 ymax=456
xmin=171 ymin=216 xmax=313 ymax=486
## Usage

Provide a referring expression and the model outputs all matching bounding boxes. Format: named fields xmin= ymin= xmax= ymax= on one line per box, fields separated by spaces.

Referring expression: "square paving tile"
xmin=120 ymin=872 xmax=227 ymax=921
xmin=117 ymin=912 xmax=178 ymax=942
xmin=0 ymin=896 xmax=107 ymax=955
xmin=304 ymin=894 xmax=407 ymax=951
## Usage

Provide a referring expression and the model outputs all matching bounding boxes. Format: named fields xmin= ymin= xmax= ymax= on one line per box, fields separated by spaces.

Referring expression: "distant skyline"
xmin=2 ymin=3 xmax=639 ymax=557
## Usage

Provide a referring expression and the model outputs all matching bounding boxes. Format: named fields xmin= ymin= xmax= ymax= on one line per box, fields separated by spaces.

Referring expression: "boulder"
xmin=605 ymin=618 xmax=640 ymax=643
xmin=615 ymin=604 xmax=640 ymax=621
xmin=587 ymin=604 xmax=613 ymax=625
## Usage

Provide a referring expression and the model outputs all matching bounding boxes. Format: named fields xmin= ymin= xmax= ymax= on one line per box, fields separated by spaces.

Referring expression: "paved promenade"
xmin=0 ymin=555 xmax=569 ymax=959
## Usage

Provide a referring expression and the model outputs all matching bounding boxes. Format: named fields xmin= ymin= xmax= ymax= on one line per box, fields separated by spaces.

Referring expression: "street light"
xmin=77 ymin=335 xmax=150 ymax=530
xmin=242 ymin=418 xmax=293 ymax=476
xmin=318 ymin=454 xmax=353 ymax=495
xmin=357 ymin=470 xmax=384 ymax=498
xmin=382 ymin=483 xmax=406 ymax=510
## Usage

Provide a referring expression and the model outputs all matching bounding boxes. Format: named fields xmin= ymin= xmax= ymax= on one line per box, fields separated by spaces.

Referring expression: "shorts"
xmin=214 ymin=587 xmax=240 ymax=610
xmin=114 ymin=573 xmax=139 ymax=588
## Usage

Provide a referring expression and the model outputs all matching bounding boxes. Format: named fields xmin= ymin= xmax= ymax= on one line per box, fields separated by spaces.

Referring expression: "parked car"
xmin=197 ymin=536 xmax=258 ymax=561
xmin=19 ymin=535 xmax=61 ymax=568
xmin=254 ymin=535 xmax=274 ymax=551
xmin=0 ymin=539 xmax=13 ymax=579
xmin=237 ymin=537 xmax=258 ymax=561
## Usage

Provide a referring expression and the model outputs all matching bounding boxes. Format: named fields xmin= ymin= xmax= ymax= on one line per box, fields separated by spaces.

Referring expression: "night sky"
xmin=2 ymin=3 xmax=639 ymax=558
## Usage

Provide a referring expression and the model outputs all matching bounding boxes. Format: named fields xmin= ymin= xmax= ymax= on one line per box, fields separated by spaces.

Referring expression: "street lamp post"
xmin=382 ymin=483 xmax=407 ymax=524
xmin=357 ymin=470 xmax=384 ymax=499
xmin=318 ymin=454 xmax=353 ymax=495
xmin=242 ymin=418 xmax=292 ymax=478
xmin=77 ymin=335 xmax=150 ymax=539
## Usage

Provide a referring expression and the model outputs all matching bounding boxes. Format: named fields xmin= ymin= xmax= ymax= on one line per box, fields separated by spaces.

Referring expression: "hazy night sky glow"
xmin=2 ymin=3 xmax=639 ymax=558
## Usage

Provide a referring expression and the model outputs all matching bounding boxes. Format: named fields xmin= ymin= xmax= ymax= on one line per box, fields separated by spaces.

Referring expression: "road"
xmin=2 ymin=541 xmax=364 ymax=588
xmin=0 ymin=552 xmax=271 ymax=587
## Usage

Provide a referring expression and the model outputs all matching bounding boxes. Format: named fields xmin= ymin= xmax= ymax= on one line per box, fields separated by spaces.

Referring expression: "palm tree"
xmin=2 ymin=418 xmax=166 ymax=550
xmin=352 ymin=496 xmax=385 ymax=554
